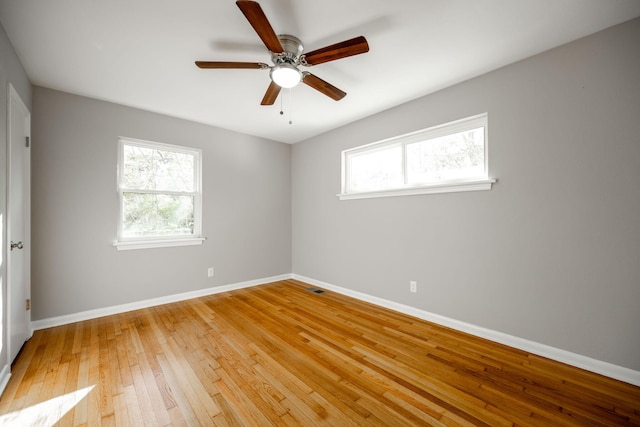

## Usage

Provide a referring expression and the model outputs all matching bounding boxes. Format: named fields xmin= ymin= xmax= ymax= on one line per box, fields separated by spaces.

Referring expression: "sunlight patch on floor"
xmin=0 ymin=385 xmax=94 ymax=426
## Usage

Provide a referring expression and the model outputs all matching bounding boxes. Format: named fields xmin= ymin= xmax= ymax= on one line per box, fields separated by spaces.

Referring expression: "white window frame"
xmin=114 ymin=137 xmax=204 ymax=251
xmin=339 ymin=113 xmax=496 ymax=200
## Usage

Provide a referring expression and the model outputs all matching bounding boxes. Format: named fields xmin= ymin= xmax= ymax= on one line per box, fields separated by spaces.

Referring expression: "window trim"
xmin=114 ymin=137 xmax=204 ymax=251
xmin=339 ymin=113 xmax=495 ymax=200
xmin=338 ymin=178 xmax=496 ymax=200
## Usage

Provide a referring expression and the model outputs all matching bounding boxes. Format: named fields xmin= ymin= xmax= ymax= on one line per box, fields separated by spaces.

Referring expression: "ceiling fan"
xmin=195 ymin=0 xmax=370 ymax=105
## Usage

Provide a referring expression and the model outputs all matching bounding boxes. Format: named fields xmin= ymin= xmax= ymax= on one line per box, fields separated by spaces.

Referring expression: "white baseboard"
xmin=31 ymin=273 xmax=293 ymax=331
xmin=292 ymin=274 xmax=640 ymax=387
xmin=28 ymin=272 xmax=640 ymax=387
xmin=0 ymin=364 xmax=11 ymax=397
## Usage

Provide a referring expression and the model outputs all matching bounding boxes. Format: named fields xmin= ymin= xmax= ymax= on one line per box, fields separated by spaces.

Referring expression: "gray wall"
xmin=0 ymin=23 xmax=31 ymax=373
xmin=31 ymin=87 xmax=291 ymax=320
xmin=292 ymin=18 xmax=640 ymax=371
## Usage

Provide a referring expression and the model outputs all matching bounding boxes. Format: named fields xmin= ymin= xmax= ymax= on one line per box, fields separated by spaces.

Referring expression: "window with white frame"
xmin=340 ymin=113 xmax=495 ymax=200
xmin=115 ymin=137 xmax=203 ymax=250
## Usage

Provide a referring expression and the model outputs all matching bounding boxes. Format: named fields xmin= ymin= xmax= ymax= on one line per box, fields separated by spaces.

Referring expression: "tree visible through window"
xmin=406 ymin=127 xmax=485 ymax=184
xmin=116 ymin=137 xmax=202 ymax=249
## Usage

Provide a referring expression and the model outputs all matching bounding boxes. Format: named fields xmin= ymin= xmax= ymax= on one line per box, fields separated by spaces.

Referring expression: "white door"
xmin=7 ymin=84 xmax=31 ymax=363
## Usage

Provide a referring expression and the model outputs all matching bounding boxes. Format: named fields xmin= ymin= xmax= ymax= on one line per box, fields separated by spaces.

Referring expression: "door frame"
xmin=6 ymin=83 xmax=31 ymax=364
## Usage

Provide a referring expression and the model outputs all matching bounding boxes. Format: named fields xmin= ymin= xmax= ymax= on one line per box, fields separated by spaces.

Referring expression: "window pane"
xmin=122 ymin=193 xmax=194 ymax=237
xmin=406 ymin=127 xmax=484 ymax=184
xmin=123 ymin=144 xmax=195 ymax=192
xmin=347 ymin=145 xmax=403 ymax=192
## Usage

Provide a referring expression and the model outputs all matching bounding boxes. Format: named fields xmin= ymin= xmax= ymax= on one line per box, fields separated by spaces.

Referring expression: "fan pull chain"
xmin=277 ymin=88 xmax=294 ymax=125
xmin=288 ymin=88 xmax=293 ymax=125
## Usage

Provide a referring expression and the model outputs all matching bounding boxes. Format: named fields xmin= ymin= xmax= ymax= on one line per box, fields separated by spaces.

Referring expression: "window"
xmin=340 ymin=113 xmax=495 ymax=200
xmin=115 ymin=137 xmax=203 ymax=250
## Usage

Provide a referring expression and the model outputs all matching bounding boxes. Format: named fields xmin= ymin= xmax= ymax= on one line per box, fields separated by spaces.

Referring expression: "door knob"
xmin=10 ymin=241 xmax=23 ymax=250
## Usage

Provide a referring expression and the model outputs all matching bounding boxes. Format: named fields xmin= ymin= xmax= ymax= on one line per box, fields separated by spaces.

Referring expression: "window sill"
xmin=114 ymin=237 xmax=205 ymax=251
xmin=338 ymin=178 xmax=496 ymax=200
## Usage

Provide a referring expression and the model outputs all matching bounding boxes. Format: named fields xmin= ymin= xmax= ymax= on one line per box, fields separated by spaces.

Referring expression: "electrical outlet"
xmin=207 ymin=267 xmax=214 ymax=277
xmin=410 ymin=281 xmax=417 ymax=293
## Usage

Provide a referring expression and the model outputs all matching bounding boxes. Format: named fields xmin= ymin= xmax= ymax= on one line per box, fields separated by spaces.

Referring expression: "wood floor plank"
xmin=97 ymin=344 xmax=113 ymax=418
xmin=154 ymin=352 xmax=200 ymax=426
xmin=1 ymin=280 xmax=639 ymax=426
xmin=72 ymin=347 xmax=90 ymax=426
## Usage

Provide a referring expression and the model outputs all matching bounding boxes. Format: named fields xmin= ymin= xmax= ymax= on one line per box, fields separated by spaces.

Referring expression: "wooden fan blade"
xmin=302 ymin=36 xmax=369 ymax=66
xmin=195 ymin=61 xmax=268 ymax=69
xmin=236 ymin=1 xmax=284 ymax=53
xmin=261 ymin=81 xmax=281 ymax=105
xmin=302 ymin=73 xmax=346 ymax=101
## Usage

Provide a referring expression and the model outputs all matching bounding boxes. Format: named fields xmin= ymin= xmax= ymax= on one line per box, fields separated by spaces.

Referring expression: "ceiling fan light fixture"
xmin=270 ymin=63 xmax=301 ymax=88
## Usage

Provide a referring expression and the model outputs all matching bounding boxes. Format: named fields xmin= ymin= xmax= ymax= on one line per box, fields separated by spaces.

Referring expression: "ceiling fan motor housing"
xmin=272 ymin=34 xmax=304 ymax=65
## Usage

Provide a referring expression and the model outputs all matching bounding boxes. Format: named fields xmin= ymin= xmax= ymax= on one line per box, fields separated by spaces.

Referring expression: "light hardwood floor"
xmin=0 ymin=279 xmax=638 ymax=426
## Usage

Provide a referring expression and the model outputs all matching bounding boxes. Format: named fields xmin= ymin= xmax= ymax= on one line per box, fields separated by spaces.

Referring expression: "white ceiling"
xmin=1 ymin=1 xmax=639 ymax=144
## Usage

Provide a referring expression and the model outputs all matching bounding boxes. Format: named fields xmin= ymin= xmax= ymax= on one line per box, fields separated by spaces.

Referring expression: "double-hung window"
xmin=340 ymin=113 xmax=495 ymax=199
xmin=115 ymin=137 xmax=203 ymax=250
